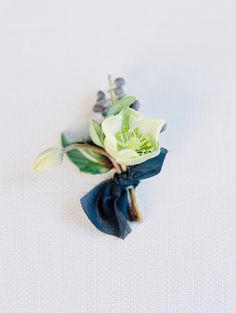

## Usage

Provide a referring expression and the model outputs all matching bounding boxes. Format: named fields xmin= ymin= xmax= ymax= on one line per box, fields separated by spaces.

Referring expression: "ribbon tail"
xmin=114 ymin=189 xmax=131 ymax=239
xmin=80 ymin=180 xmax=131 ymax=239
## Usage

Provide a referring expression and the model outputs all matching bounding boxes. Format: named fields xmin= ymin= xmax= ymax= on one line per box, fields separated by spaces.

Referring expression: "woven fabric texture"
xmin=0 ymin=1 xmax=235 ymax=312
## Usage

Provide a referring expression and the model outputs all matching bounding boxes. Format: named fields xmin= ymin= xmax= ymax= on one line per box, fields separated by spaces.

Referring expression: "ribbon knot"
xmin=81 ymin=148 xmax=168 ymax=239
xmin=111 ymin=184 xmax=122 ymax=197
xmin=113 ymin=172 xmax=140 ymax=189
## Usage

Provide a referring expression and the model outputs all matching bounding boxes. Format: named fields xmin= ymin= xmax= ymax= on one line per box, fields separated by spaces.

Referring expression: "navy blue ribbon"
xmin=80 ymin=148 xmax=168 ymax=239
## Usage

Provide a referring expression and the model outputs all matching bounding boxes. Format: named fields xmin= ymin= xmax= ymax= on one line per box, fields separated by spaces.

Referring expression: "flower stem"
xmin=129 ymin=187 xmax=143 ymax=222
xmin=120 ymin=165 xmax=142 ymax=222
xmin=127 ymin=190 xmax=137 ymax=221
xmin=108 ymin=75 xmax=116 ymax=104
xmin=63 ymin=143 xmax=122 ymax=174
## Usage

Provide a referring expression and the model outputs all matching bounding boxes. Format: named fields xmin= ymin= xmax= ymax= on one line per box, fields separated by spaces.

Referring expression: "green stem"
xmin=129 ymin=187 xmax=142 ymax=222
xmin=108 ymin=75 xmax=116 ymax=104
xmin=120 ymin=165 xmax=142 ymax=222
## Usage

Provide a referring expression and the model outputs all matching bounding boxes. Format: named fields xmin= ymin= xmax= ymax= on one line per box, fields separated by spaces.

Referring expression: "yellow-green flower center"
xmin=115 ymin=127 xmax=155 ymax=155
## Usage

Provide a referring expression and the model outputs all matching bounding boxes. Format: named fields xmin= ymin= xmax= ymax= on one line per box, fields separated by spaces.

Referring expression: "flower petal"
xmin=128 ymin=108 xmax=165 ymax=140
xmin=108 ymin=147 xmax=161 ymax=166
xmin=102 ymin=114 xmax=122 ymax=151
xmin=89 ymin=120 xmax=104 ymax=147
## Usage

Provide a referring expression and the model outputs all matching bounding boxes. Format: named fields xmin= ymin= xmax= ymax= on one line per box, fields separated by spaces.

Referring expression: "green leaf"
xmin=61 ymin=133 xmax=112 ymax=174
xmin=107 ymin=96 xmax=136 ymax=117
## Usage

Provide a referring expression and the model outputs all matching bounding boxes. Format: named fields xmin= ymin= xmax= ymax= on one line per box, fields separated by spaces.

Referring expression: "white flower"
xmin=101 ymin=108 xmax=165 ymax=166
xmin=33 ymin=148 xmax=64 ymax=171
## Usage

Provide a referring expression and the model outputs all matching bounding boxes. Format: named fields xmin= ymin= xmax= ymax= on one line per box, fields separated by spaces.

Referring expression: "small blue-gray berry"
xmin=114 ymin=86 xmax=125 ymax=99
xmin=97 ymin=90 xmax=106 ymax=100
xmin=93 ymin=104 xmax=103 ymax=113
xmin=101 ymin=106 xmax=109 ymax=117
xmin=96 ymin=98 xmax=107 ymax=106
xmin=161 ymin=123 xmax=167 ymax=132
xmin=114 ymin=77 xmax=125 ymax=87
xmin=130 ymin=100 xmax=140 ymax=111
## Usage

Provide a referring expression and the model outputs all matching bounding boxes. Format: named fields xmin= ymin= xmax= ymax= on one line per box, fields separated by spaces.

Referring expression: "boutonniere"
xmin=33 ymin=76 xmax=168 ymax=239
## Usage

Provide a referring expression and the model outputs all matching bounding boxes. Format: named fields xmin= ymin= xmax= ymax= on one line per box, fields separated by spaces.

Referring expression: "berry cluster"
xmin=93 ymin=76 xmax=140 ymax=117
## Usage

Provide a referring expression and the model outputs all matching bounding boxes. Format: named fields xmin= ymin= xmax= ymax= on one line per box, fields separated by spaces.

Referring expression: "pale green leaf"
xmin=107 ymin=96 xmax=136 ymax=117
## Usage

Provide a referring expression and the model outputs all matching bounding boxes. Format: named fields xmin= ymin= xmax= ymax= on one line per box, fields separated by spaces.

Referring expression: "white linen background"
xmin=0 ymin=0 xmax=235 ymax=312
